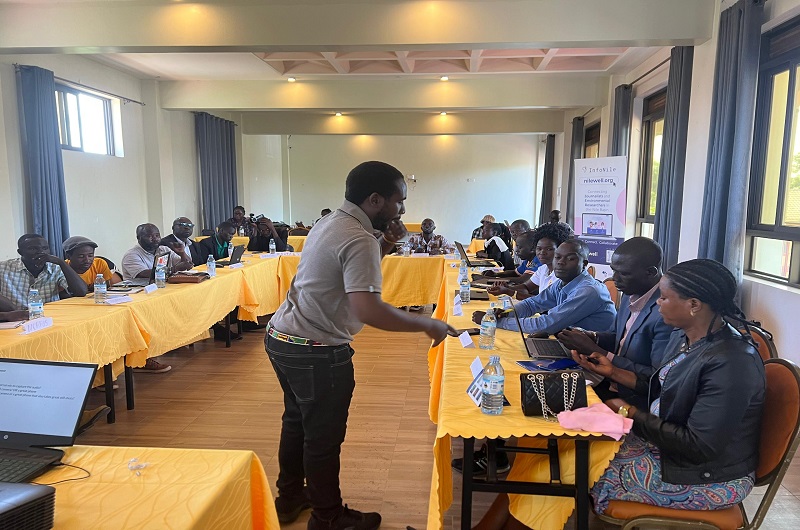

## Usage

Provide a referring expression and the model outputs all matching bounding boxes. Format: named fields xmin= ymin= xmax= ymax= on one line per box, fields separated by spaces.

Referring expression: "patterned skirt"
xmin=591 ymin=434 xmax=754 ymax=514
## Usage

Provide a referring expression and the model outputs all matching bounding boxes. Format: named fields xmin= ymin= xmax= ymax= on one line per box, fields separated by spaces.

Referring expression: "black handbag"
xmin=520 ymin=370 xmax=588 ymax=421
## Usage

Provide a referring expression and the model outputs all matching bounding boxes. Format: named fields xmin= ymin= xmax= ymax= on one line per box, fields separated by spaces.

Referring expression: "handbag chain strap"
xmin=528 ymin=372 xmax=581 ymax=422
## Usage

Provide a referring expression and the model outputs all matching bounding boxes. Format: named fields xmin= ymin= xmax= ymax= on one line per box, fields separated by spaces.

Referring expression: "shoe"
xmin=213 ymin=324 xmax=242 ymax=341
xmin=307 ymin=504 xmax=381 ymax=530
xmin=275 ymin=488 xmax=311 ymax=524
xmin=76 ymin=406 xmax=111 ymax=436
xmin=240 ymin=320 xmax=267 ymax=332
xmin=451 ymin=445 xmax=510 ymax=476
xmin=133 ymin=358 xmax=172 ymax=374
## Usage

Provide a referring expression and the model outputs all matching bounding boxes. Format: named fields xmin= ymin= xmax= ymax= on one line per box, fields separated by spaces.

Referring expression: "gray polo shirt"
xmin=120 ymin=244 xmax=183 ymax=281
xmin=270 ymin=200 xmax=383 ymax=345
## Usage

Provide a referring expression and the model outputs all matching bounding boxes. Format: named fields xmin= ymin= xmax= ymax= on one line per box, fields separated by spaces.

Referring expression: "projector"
xmin=0 ymin=482 xmax=55 ymax=530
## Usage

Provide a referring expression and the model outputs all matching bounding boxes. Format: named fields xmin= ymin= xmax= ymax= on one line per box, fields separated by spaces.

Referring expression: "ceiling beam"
xmin=321 ymin=52 xmax=350 ymax=74
xmin=395 ymin=51 xmax=414 ymax=74
xmin=537 ymin=49 xmax=559 ymax=71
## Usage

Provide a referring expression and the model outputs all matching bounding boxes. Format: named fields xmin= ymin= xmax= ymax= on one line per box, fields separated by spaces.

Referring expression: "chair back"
xmin=750 ymin=358 xmax=800 ymax=528
xmin=289 ymin=228 xmax=309 ymax=236
xmin=602 ymin=278 xmax=622 ymax=309
xmin=587 ymin=265 xmax=596 ymax=278
xmin=97 ymin=255 xmax=116 ymax=270
xmin=751 ymin=325 xmax=779 ymax=361
xmin=201 ymin=229 xmax=214 ymax=236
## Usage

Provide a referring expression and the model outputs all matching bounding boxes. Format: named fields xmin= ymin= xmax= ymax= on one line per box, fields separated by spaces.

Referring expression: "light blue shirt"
xmin=497 ymin=269 xmax=616 ymax=334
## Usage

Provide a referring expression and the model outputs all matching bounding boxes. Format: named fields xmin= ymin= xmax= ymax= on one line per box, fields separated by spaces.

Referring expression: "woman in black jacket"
xmin=574 ymin=258 xmax=765 ymax=513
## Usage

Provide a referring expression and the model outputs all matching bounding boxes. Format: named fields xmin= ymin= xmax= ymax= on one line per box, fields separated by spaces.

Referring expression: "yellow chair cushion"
xmin=604 ymin=500 xmax=744 ymax=530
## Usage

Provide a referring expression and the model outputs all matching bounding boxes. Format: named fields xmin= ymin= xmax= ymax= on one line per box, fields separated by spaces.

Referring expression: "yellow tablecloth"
xmin=426 ymin=266 xmax=621 ymax=528
xmin=287 ymin=235 xmax=306 ymax=251
xmin=467 ymin=238 xmax=485 ymax=254
xmin=404 ymin=222 xmax=422 ymax=233
xmin=236 ymin=255 xmax=282 ymax=321
xmin=44 ymin=445 xmax=278 ymax=529
xmin=194 ymin=235 xmax=250 ymax=248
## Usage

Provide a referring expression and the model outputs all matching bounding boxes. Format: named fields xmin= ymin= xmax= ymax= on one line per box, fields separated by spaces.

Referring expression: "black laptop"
xmin=505 ymin=303 xmax=572 ymax=359
xmin=0 ymin=359 xmax=97 ymax=483
xmin=454 ymin=241 xmax=497 ymax=267
xmin=217 ymin=245 xmax=246 ymax=267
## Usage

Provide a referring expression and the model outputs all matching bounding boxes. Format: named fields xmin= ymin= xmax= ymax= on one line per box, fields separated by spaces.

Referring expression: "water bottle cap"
xmin=29 ymin=288 xmax=38 ymax=293
xmin=96 ymin=274 xmax=104 ymax=280
xmin=489 ymin=355 xmax=500 ymax=364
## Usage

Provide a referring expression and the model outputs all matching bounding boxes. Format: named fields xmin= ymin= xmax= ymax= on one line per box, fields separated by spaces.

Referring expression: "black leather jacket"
xmin=630 ymin=325 xmax=765 ymax=485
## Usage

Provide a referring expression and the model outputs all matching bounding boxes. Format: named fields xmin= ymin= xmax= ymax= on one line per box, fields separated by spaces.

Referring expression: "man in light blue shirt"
xmin=473 ymin=239 xmax=616 ymax=335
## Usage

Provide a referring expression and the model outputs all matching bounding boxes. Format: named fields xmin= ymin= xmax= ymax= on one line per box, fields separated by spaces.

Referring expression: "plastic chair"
xmin=597 ymin=358 xmax=800 ymax=530
xmin=603 ymin=278 xmax=622 ymax=309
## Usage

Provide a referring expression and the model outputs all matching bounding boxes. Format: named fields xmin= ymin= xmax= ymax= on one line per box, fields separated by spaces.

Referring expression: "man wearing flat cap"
xmin=471 ymin=214 xmax=495 ymax=240
xmin=64 ymin=236 xmax=121 ymax=290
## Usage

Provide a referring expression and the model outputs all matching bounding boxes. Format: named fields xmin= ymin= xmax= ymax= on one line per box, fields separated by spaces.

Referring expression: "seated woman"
xmin=474 ymin=258 xmax=765 ymax=529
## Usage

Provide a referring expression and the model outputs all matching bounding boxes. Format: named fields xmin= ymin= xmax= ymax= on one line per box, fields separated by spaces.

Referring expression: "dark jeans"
xmin=266 ymin=334 xmax=355 ymax=519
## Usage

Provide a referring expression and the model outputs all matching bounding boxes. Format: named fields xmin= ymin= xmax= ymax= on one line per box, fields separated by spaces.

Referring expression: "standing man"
xmin=407 ymin=218 xmax=451 ymax=254
xmin=161 ymin=217 xmax=203 ymax=266
xmin=266 ymin=161 xmax=455 ymax=529
xmin=227 ymin=206 xmax=256 ymax=237
xmin=0 ymin=234 xmax=88 ymax=311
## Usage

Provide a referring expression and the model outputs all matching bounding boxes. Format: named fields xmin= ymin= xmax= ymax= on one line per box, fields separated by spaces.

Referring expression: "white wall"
xmin=278 ymin=134 xmax=541 ymax=241
xmin=241 ymin=134 xmax=284 ymax=221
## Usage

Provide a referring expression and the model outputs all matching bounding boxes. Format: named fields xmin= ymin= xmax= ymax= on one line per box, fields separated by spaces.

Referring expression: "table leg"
xmin=575 ymin=439 xmax=590 ymax=530
xmin=124 ymin=360 xmax=135 ymax=410
xmin=103 ymin=364 xmax=115 ymax=424
xmin=224 ymin=313 xmax=232 ymax=348
xmin=461 ymin=437 xmax=475 ymax=529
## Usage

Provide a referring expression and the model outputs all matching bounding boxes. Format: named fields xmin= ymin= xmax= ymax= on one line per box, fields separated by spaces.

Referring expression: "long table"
xmin=43 ymin=445 xmax=279 ymax=529
xmin=426 ymin=265 xmax=621 ymax=529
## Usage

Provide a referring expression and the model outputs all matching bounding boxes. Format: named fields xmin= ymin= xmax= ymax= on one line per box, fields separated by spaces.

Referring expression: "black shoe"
xmin=307 ymin=504 xmax=381 ymax=530
xmin=275 ymin=487 xmax=312 ymax=524
xmin=240 ymin=320 xmax=267 ymax=331
xmin=451 ymin=445 xmax=510 ymax=476
xmin=212 ymin=324 xmax=242 ymax=341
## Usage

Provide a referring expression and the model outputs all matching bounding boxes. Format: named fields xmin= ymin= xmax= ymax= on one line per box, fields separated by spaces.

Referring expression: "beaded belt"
xmin=268 ymin=326 xmax=325 ymax=346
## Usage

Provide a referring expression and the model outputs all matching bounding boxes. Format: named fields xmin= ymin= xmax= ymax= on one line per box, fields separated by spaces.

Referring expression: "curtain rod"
xmin=54 ymin=75 xmax=145 ymax=106
xmin=630 ymin=57 xmax=671 ymax=86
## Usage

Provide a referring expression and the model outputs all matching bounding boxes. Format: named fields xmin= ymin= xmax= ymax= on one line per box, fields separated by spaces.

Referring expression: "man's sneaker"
xmin=275 ymin=487 xmax=311 ymax=523
xmin=307 ymin=504 xmax=381 ymax=530
xmin=133 ymin=358 xmax=172 ymax=374
xmin=451 ymin=444 xmax=510 ymax=476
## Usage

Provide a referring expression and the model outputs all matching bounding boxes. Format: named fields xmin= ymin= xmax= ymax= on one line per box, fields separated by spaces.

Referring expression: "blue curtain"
xmin=698 ymin=0 xmax=765 ymax=282
xmin=611 ymin=84 xmax=633 ymax=157
xmin=195 ymin=112 xmax=238 ymax=231
xmin=15 ymin=65 xmax=70 ymax=257
xmin=566 ymin=117 xmax=584 ymax=227
xmin=653 ymin=46 xmax=694 ymax=269
xmin=538 ymin=134 xmax=556 ymax=225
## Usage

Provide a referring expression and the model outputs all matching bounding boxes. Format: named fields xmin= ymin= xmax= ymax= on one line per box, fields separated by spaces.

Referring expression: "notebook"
xmin=0 ymin=359 xmax=97 ymax=483
xmin=216 ymin=245 xmax=246 ymax=267
xmin=454 ymin=241 xmax=497 ymax=268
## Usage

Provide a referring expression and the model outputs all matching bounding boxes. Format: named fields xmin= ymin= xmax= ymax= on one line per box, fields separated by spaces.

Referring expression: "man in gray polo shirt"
xmin=267 ymin=161 xmax=455 ymax=529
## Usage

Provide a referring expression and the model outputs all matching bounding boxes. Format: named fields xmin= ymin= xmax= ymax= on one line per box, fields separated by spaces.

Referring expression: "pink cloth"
xmin=557 ymin=403 xmax=633 ymax=441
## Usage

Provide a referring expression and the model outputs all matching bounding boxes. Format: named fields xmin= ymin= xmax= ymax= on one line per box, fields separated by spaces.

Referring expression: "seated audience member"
xmin=407 ymin=218 xmax=451 ymax=255
xmin=0 ymin=234 xmax=88 ymax=311
xmin=227 ymin=205 xmax=256 ymax=237
xmin=508 ymin=218 xmax=541 ymax=269
xmin=120 ymin=223 xmax=193 ymax=281
xmin=476 ymin=223 xmax=514 ymax=270
xmin=161 ymin=217 xmax=203 ymax=266
xmin=471 ymin=214 xmax=495 ymax=240
xmin=482 ymin=230 xmax=537 ymax=281
xmin=559 ymin=237 xmax=673 ymax=409
xmin=474 ymin=239 xmax=615 ymax=335
xmin=486 ymin=222 xmax=572 ymax=298
xmin=542 ymin=208 xmax=574 ymax=235
xmin=63 ymin=236 xmax=122 ymax=290
xmin=313 ymin=208 xmax=332 ymax=226
xmin=197 ymin=221 xmax=237 ymax=262
xmin=248 ymin=217 xmax=288 ymax=252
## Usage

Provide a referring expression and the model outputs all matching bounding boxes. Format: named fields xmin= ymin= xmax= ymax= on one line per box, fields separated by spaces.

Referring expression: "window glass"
xmin=761 ymin=70 xmax=790 ymax=225
xmin=66 ymin=92 xmax=81 ymax=149
xmin=647 ymin=118 xmax=664 ymax=217
xmin=78 ymin=93 xmax=108 ymax=155
xmin=751 ymin=237 xmax=792 ymax=279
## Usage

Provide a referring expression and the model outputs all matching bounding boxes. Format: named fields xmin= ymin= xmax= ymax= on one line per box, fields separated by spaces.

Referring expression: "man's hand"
xmin=165 ymin=240 xmax=185 ymax=254
xmin=44 ymin=254 xmax=65 ymax=265
xmin=483 ymin=270 xmax=497 ymax=278
xmin=383 ymin=219 xmax=407 ymax=243
xmin=471 ymin=311 xmax=486 ymax=326
xmin=557 ymin=328 xmax=600 ymax=355
xmin=1 ymin=310 xmax=29 ymax=322
xmin=426 ymin=319 xmax=458 ymax=346
xmin=487 ymin=284 xmax=513 ymax=296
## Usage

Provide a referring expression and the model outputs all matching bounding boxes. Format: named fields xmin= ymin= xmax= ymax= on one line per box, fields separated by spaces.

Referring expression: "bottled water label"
xmin=482 ymin=376 xmax=504 ymax=394
xmin=29 ymin=303 xmax=44 ymax=318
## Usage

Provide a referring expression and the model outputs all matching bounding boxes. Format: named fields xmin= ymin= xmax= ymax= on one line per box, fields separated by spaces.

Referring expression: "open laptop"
xmin=124 ymin=250 xmax=170 ymax=287
xmin=454 ymin=241 xmax=497 ymax=268
xmin=216 ymin=244 xmax=246 ymax=267
xmin=506 ymin=305 xmax=572 ymax=359
xmin=0 ymin=358 xmax=97 ymax=483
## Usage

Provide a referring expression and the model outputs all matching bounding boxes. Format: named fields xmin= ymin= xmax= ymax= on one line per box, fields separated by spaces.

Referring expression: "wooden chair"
xmin=750 ymin=325 xmax=779 ymax=361
xmin=603 ymin=278 xmax=622 ymax=309
xmin=587 ymin=265 xmax=596 ymax=278
xmin=288 ymin=228 xmax=309 ymax=236
xmin=597 ymin=358 xmax=800 ymax=530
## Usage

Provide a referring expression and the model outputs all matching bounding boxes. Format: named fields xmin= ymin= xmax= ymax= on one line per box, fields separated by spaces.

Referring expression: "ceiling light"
xmin=440 ymin=76 xmax=449 ymax=81
xmin=335 ymin=112 xmax=343 ymax=117
xmin=440 ymin=111 xmax=447 ymax=116
xmin=287 ymin=77 xmax=297 ymax=82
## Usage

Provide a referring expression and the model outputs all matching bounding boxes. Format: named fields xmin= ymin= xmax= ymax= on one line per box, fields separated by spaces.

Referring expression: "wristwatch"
xmin=617 ymin=405 xmax=630 ymax=418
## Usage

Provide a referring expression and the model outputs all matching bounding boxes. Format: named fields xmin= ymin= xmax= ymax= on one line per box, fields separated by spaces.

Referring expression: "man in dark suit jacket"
xmin=559 ymin=237 xmax=672 ymax=409
xmin=196 ymin=221 xmax=237 ymax=264
xmin=161 ymin=217 xmax=204 ymax=266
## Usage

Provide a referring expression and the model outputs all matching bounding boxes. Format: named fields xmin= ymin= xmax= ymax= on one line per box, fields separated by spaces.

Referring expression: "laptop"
xmin=454 ymin=241 xmax=497 ymax=267
xmin=0 ymin=359 xmax=97 ymax=483
xmin=125 ymin=250 xmax=170 ymax=287
xmin=506 ymin=305 xmax=572 ymax=359
xmin=216 ymin=244 xmax=246 ymax=267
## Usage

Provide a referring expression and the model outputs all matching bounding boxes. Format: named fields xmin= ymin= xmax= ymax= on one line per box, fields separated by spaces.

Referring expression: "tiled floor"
xmin=80 ymin=316 xmax=800 ymax=529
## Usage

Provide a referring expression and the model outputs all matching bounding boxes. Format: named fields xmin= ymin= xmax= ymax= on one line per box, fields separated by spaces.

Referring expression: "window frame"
xmin=54 ymin=83 xmax=115 ymax=156
xmin=636 ymin=89 xmax=667 ymax=228
xmin=583 ymin=121 xmax=601 ymax=158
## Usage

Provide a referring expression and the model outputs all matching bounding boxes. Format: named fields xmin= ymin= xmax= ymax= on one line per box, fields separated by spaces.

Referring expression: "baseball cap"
xmin=481 ymin=215 xmax=496 ymax=223
xmin=63 ymin=236 xmax=98 ymax=254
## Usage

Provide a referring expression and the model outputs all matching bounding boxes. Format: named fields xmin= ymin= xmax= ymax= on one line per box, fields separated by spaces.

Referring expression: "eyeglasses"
xmin=176 ymin=222 xmax=194 ymax=228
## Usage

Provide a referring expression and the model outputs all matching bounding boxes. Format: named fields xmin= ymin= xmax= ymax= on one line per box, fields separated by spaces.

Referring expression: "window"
xmin=747 ymin=18 xmax=800 ymax=286
xmin=583 ymin=122 xmax=601 ymax=158
xmin=636 ymin=89 xmax=666 ymax=237
xmin=54 ymin=84 xmax=115 ymax=155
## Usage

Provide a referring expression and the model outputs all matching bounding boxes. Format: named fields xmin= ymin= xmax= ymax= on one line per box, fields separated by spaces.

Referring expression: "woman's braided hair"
xmin=664 ymin=259 xmax=752 ymax=342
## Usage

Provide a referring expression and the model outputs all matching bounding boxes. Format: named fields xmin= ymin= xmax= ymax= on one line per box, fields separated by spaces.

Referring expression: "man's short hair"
xmin=18 ymin=233 xmax=45 ymax=249
xmin=344 ymin=161 xmax=404 ymax=205
xmin=233 ymin=206 xmax=246 ymax=214
xmin=217 ymin=221 xmax=235 ymax=233
xmin=614 ymin=237 xmax=663 ymax=269
xmin=135 ymin=223 xmax=158 ymax=238
xmin=563 ymin=238 xmax=590 ymax=261
xmin=510 ymin=219 xmax=530 ymax=231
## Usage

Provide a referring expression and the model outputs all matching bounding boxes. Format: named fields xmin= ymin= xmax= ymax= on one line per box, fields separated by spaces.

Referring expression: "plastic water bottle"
xmin=481 ymin=355 xmax=505 ymax=415
xmin=155 ymin=263 xmax=167 ymax=288
xmin=206 ymin=254 xmax=216 ymax=277
xmin=459 ymin=277 xmax=471 ymax=303
xmin=454 ymin=247 xmax=461 ymax=261
xmin=402 ymin=242 xmax=411 ymax=257
xmin=459 ymin=259 xmax=468 ymax=282
xmin=28 ymin=288 xmax=44 ymax=319
xmin=479 ymin=302 xmax=497 ymax=350
xmin=238 ymin=225 xmax=245 ymax=237
xmin=269 ymin=239 xmax=277 ymax=254
xmin=94 ymin=274 xmax=107 ymax=304
xmin=228 ymin=243 xmax=234 ymax=257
